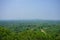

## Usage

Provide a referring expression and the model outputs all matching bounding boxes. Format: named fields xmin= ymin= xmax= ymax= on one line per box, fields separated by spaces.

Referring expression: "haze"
xmin=0 ymin=0 xmax=60 ymax=20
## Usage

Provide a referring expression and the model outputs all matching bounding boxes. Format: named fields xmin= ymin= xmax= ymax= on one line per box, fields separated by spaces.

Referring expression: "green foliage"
xmin=0 ymin=26 xmax=60 ymax=40
xmin=0 ymin=20 xmax=60 ymax=40
xmin=0 ymin=27 xmax=11 ymax=40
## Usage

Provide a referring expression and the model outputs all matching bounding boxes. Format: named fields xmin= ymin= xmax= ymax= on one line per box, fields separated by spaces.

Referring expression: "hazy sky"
xmin=0 ymin=0 xmax=60 ymax=20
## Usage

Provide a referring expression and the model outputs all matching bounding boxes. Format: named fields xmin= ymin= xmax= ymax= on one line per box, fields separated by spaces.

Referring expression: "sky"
xmin=0 ymin=0 xmax=60 ymax=20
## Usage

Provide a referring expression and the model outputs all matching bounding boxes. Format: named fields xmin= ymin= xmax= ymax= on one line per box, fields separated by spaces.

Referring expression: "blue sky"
xmin=0 ymin=0 xmax=60 ymax=20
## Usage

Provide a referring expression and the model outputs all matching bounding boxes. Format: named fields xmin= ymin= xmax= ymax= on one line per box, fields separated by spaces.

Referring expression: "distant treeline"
xmin=0 ymin=20 xmax=60 ymax=40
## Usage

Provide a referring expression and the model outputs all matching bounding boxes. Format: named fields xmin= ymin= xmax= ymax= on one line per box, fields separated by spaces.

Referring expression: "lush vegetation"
xmin=0 ymin=20 xmax=60 ymax=40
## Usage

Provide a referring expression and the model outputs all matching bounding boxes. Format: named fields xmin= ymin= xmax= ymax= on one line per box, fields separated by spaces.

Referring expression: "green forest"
xmin=0 ymin=20 xmax=60 ymax=40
